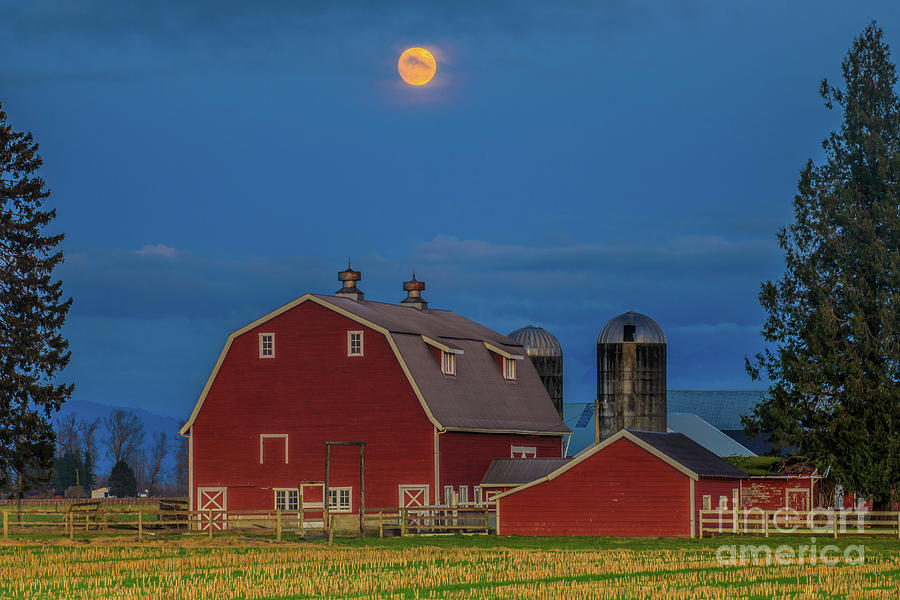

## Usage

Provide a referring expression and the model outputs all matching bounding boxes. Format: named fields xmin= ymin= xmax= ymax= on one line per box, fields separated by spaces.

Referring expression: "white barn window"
xmin=274 ymin=489 xmax=298 ymax=511
xmin=348 ymin=331 xmax=364 ymax=356
xmin=503 ymin=357 xmax=516 ymax=380
xmin=259 ymin=333 xmax=275 ymax=358
xmin=441 ymin=351 xmax=456 ymax=375
xmin=328 ymin=487 xmax=352 ymax=513
xmin=510 ymin=445 xmax=536 ymax=458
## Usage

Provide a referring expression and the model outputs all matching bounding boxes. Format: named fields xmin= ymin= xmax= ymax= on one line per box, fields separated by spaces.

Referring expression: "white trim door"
xmin=399 ymin=484 xmax=429 ymax=528
xmin=197 ymin=487 xmax=228 ymax=530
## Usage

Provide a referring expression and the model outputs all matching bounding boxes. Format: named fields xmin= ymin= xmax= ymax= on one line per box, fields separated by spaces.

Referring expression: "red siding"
xmin=192 ymin=301 xmax=436 ymax=512
xmin=497 ymin=438 xmax=692 ymax=537
xmin=439 ymin=432 xmax=563 ymax=503
xmin=740 ymin=477 xmax=816 ymax=511
xmin=695 ymin=478 xmax=742 ymax=534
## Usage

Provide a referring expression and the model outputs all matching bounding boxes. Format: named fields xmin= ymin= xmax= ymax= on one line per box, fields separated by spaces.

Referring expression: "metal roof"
xmin=481 ymin=458 xmax=572 ymax=486
xmin=597 ymin=311 xmax=666 ymax=344
xmin=666 ymin=413 xmax=756 ymax=457
xmin=666 ymin=390 xmax=764 ymax=430
xmin=507 ymin=326 xmax=562 ymax=357
xmin=315 ymin=295 xmax=570 ymax=435
xmin=628 ymin=430 xmax=749 ymax=478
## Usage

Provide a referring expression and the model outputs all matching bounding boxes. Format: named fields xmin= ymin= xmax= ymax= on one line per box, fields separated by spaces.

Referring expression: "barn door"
xmin=197 ymin=487 xmax=228 ymax=530
xmin=786 ymin=488 xmax=810 ymax=511
xmin=399 ymin=485 xmax=429 ymax=529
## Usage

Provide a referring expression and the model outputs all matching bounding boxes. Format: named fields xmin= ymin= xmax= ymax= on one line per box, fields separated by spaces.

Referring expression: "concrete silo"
xmin=508 ymin=326 xmax=564 ymax=418
xmin=596 ymin=312 xmax=667 ymax=442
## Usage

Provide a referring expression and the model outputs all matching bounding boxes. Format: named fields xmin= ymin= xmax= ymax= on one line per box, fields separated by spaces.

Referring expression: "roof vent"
xmin=401 ymin=272 xmax=427 ymax=309
xmin=336 ymin=261 xmax=364 ymax=301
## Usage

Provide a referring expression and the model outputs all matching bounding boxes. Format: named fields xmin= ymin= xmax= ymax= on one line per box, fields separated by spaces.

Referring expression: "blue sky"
xmin=2 ymin=1 xmax=899 ymax=419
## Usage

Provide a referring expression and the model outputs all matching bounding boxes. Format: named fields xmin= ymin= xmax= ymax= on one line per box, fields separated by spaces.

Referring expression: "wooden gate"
xmin=197 ymin=487 xmax=227 ymax=530
xmin=399 ymin=485 xmax=429 ymax=527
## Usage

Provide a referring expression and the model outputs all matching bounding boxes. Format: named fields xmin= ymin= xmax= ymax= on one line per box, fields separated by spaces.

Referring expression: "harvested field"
xmin=0 ymin=535 xmax=897 ymax=599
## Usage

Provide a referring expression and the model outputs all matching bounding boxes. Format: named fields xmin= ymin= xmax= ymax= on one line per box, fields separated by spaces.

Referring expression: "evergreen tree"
xmin=52 ymin=451 xmax=86 ymax=491
xmin=746 ymin=23 xmax=900 ymax=508
xmin=0 ymin=102 xmax=73 ymax=509
xmin=109 ymin=461 xmax=137 ymax=498
xmin=82 ymin=449 xmax=95 ymax=490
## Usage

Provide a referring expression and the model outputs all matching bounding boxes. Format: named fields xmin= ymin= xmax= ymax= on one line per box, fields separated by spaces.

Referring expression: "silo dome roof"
xmin=507 ymin=325 xmax=562 ymax=357
xmin=597 ymin=312 xmax=666 ymax=344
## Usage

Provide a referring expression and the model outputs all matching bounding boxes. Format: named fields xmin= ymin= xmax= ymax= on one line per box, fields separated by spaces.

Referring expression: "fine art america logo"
xmin=712 ymin=508 xmax=870 ymax=566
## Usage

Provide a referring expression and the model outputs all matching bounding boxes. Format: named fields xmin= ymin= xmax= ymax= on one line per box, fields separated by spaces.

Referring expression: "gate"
xmin=197 ymin=487 xmax=227 ymax=531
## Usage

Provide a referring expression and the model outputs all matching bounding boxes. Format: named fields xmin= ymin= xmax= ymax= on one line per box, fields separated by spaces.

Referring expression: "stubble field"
xmin=0 ymin=535 xmax=898 ymax=599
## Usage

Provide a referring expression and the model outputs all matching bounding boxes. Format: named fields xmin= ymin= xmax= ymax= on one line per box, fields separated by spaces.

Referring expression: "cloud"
xmin=56 ymin=231 xmax=778 ymax=419
xmin=136 ymin=243 xmax=177 ymax=258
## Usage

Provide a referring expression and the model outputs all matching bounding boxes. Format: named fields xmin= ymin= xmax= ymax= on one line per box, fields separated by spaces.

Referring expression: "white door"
xmin=197 ymin=487 xmax=228 ymax=530
xmin=399 ymin=485 xmax=429 ymax=529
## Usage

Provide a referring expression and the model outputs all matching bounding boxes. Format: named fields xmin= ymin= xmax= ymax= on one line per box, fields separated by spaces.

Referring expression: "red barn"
xmin=494 ymin=429 xmax=748 ymax=537
xmin=179 ymin=268 xmax=568 ymax=528
xmin=740 ymin=476 xmax=819 ymax=512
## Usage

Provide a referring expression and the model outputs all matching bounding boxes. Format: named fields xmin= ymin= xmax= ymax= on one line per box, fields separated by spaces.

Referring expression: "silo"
xmin=596 ymin=312 xmax=666 ymax=442
xmin=508 ymin=326 xmax=564 ymax=418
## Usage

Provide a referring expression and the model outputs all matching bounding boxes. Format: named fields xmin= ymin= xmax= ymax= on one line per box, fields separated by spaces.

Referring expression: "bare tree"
xmin=103 ymin=410 xmax=145 ymax=469
xmin=144 ymin=432 xmax=169 ymax=494
xmin=79 ymin=418 xmax=100 ymax=467
xmin=174 ymin=436 xmax=188 ymax=496
xmin=55 ymin=414 xmax=80 ymax=456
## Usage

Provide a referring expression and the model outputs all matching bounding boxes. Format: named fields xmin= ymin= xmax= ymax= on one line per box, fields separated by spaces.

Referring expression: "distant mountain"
xmin=53 ymin=400 xmax=184 ymax=479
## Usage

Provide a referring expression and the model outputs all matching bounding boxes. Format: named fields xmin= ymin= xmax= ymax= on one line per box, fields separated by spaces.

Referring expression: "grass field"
xmin=0 ymin=533 xmax=898 ymax=599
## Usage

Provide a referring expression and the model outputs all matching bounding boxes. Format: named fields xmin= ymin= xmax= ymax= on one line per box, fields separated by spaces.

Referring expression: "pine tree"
xmin=746 ymin=23 xmax=900 ymax=508
xmin=0 ymin=102 xmax=73 ymax=508
xmin=109 ymin=461 xmax=137 ymax=498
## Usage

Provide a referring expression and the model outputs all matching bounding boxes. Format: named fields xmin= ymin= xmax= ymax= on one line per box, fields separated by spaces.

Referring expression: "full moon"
xmin=398 ymin=47 xmax=436 ymax=86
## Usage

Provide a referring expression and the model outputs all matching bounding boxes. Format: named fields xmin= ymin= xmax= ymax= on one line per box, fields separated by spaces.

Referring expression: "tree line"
xmin=51 ymin=410 xmax=187 ymax=498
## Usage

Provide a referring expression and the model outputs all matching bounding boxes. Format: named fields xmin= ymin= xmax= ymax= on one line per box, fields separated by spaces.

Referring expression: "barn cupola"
xmin=336 ymin=261 xmax=365 ymax=301
xmin=401 ymin=272 xmax=427 ymax=309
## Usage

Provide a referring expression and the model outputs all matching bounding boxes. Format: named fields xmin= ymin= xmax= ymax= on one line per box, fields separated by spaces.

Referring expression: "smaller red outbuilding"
xmin=494 ymin=429 xmax=749 ymax=537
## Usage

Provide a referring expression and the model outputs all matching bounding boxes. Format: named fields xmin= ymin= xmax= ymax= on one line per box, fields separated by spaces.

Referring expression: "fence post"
xmin=138 ymin=512 xmax=143 ymax=542
xmin=208 ymin=510 xmax=213 ymax=540
xmin=378 ymin=511 xmax=383 ymax=538
xmin=2 ymin=510 xmax=7 ymax=540
xmin=69 ymin=514 xmax=74 ymax=540
xmin=328 ymin=515 xmax=334 ymax=546
xmin=896 ymin=512 xmax=899 ymax=540
xmin=832 ymin=509 xmax=838 ymax=539
xmin=484 ymin=507 xmax=489 ymax=534
xmin=400 ymin=508 xmax=407 ymax=537
xmin=764 ymin=512 xmax=769 ymax=538
xmin=276 ymin=510 xmax=282 ymax=542
xmin=85 ymin=513 xmax=89 ymax=532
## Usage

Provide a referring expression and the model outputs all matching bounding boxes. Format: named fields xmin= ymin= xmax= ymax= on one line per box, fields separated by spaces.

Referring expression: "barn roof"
xmin=481 ymin=458 xmax=572 ymax=487
xmin=628 ymin=430 xmax=750 ymax=478
xmin=315 ymin=295 xmax=569 ymax=434
xmin=492 ymin=429 xmax=749 ymax=501
xmin=180 ymin=293 xmax=569 ymax=436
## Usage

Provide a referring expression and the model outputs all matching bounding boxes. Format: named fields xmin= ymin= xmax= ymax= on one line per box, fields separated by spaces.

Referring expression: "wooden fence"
xmin=0 ymin=497 xmax=186 ymax=507
xmin=699 ymin=509 xmax=900 ymax=538
xmin=1 ymin=504 xmax=494 ymax=541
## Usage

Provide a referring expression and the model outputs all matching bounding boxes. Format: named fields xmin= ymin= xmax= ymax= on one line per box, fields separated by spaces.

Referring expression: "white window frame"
xmin=458 ymin=485 xmax=469 ymax=505
xmin=259 ymin=333 xmax=275 ymax=358
xmin=347 ymin=331 xmax=364 ymax=356
xmin=327 ymin=487 xmax=352 ymax=513
xmin=443 ymin=484 xmax=454 ymax=506
xmin=719 ymin=495 xmax=729 ymax=510
xmin=703 ymin=495 xmax=712 ymax=511
xmin=441 ymin=351 xmax=456 ymax=376
xmin=259 ymin=434 xmax=289 ymax=464
xmin=274 ymin=488 xmax=299 ymax=511
xmin=510 ymin=445 xmax=536 ymax=458
xmin=503 ymin=356 xmax=516 ymax=380
xmin=473 ymin=485 xmax=483 ymax=506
